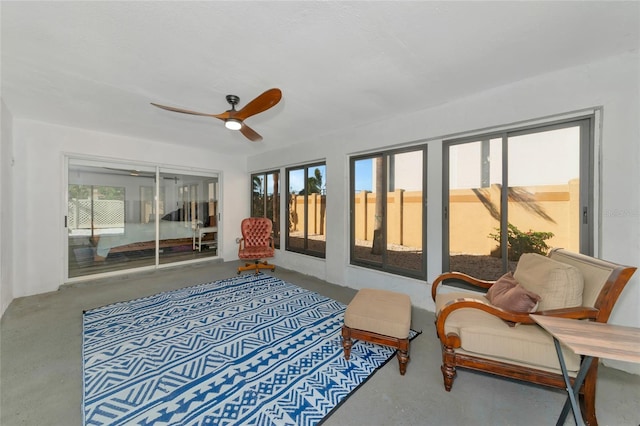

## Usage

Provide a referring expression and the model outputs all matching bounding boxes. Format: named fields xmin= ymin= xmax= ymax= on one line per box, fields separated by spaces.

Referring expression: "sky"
xmin=355 ymin=159 xmax=372 ymax=193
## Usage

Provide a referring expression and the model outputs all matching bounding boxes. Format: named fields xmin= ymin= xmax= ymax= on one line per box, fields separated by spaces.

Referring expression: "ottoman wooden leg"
xmin=397 ymin=338 xmax=410 ymax=375
xmin=341 ymin=325 xmax=353 ymax=360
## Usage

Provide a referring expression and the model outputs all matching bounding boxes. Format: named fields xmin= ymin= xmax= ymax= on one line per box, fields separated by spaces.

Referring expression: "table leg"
xmin=193 ymin=226 xmax=199 ymax=251
xmin=553 ymin=337 xmax=593 ymax=426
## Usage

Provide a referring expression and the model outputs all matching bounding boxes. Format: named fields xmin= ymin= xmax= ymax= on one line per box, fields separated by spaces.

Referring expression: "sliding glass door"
xmin=443 ymin=118 xmax=592 ymax=281
xmin=67 ymin=158 xmax=219 ymax=278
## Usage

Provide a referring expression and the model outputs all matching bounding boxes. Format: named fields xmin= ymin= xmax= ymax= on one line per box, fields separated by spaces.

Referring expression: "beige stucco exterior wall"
xmin=352 ymin=182 xmax=579 ymax=254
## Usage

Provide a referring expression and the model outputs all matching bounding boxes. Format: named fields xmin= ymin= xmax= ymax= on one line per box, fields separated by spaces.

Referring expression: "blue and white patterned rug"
xmin=83 ymin=273 xmax=419 ymax=426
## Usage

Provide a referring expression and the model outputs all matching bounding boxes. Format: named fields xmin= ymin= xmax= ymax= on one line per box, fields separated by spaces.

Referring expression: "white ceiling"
xmin=2 ymin=1 xmax=639 ymax=156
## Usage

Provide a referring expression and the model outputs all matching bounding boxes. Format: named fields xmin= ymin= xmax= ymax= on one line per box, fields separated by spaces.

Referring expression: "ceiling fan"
xmin=151 ymin=88 xmax=282 ymax=142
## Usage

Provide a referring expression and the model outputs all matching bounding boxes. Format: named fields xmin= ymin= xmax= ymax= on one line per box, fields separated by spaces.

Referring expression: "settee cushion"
xmin=514 ymin=253 xmax=584 ymax=311
xmin=486 ymin=272 xmax=541 ymax=314
xmin=435 ymin=292 xmax=580 ymax=373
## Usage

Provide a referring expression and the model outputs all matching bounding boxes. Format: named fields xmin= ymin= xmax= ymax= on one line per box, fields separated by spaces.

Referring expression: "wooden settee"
xmin=431 ymin=248 xmax=636 ymax=425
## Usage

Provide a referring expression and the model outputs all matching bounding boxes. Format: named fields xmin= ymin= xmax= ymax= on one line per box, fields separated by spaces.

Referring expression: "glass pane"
xmin=352 ymin=157 xmax=382 ymax=265
xmin=386 ymin=150 xmax=423 ymax=271
xmin=449 ymin=138 xmax=503 ymax=280
xmin=68 ymin=162 xmax=220 ymax=278
xmin=158 ymin=171 xmax=218 ymax=265
xmin=140 ymin=186 xmax=165 ymax=223
xmin=68 ymin=163 xmax=155 ymax=277
xmin=288 ymin=168 xmax=306 ymax=250
xmin=307 ymin=165 xmax=326 ymax=255
xmin=251 ymin=174 xmax=265 ymax=217
xmin=267 ymin=172 xmax=280 ymax=248
xmin=286 ymin=165 xmax=326 ymax=256
xmin=507 ymin=127 xmax=580 ymax=268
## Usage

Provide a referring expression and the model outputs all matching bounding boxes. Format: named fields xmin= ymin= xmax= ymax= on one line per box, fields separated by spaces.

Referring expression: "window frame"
xmin=349 ymin=145 xmax=428 ymax=279
xmin=250 ymin=170 xmax=281 ymax=249
xmin=442 ymin=115 xmax=594 ymax=275
xmin=285 ymin=161 xmax=327 ymax=258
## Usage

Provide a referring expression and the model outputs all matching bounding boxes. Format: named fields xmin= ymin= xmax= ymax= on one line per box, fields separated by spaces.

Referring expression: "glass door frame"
xmin=442 ymin=115 xmax=594 ymax=276
xmin=64 ymin=155 xmax=221 ymax=282
xmin=349 ymin=145 xmax=428 ymax=279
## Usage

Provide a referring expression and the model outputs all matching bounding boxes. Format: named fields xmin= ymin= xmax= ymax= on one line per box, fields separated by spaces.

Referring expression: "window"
xmin=251 ymin=170 xmax=281 ymax=249
xmin=286 ymin=162 xmax=326 ymax=257
xmin=443 ymin=117 xmax=593 ymax=280
xmin=350 ymin=147 xmax=427 ymax=278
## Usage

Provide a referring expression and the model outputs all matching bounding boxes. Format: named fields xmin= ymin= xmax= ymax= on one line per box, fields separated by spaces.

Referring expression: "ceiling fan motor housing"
xmin=226 ymin=95 xmax=240 ymax=108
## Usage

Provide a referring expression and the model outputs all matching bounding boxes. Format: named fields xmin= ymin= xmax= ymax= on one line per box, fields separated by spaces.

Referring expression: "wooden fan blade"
xmin=151 ymin=102 xmax=230 ymax=120
xmin=234 ymin=88 xmax=282 ymax=121
xmin=239 ymin=123 xmax=263 ymax=142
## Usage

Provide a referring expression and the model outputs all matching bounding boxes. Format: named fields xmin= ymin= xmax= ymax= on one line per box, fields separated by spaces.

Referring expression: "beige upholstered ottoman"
xmin=342 ymin=288 xmax=412 ymax=375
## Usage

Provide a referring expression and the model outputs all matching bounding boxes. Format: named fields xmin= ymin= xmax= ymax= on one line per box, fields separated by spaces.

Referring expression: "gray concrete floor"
xmin=1 ymin=261 xmax=639 ymax=425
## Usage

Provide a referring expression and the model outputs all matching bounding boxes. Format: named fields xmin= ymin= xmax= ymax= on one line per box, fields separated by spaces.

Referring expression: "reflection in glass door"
xmin=158 ymin=170 xmax=219 ymax=265
xmin=67 ymin=159 xmax=219 ymax=279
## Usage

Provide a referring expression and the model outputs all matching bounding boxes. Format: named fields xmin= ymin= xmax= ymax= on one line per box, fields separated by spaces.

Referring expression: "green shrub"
xmin=489 ymin=223 xmax=554 ymax=261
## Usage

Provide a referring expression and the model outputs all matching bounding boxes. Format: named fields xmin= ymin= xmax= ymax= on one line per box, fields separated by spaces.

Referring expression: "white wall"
xmin=10 ymin=120 xmax=249 ymax=298
xmin=4 ymin=52 xmax=639 ymax=373
xmin=249 ymin=52 xmax=640 ymax=373
xmin=1 ymin=99 xmax=15 ymax=316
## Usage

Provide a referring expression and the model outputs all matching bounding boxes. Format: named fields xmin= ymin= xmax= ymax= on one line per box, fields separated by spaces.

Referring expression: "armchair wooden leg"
xmin=442 ymin=345 xmax=457 ymax=392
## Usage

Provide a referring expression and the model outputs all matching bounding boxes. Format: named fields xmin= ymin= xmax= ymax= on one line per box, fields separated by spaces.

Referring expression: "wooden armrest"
xmin=431 ymin=272 xmax=495 ymax=301
xmin=532 ymin=307 xmax=599 ymax=320
xmin=436 ymin=300 xmax=602 ymax=347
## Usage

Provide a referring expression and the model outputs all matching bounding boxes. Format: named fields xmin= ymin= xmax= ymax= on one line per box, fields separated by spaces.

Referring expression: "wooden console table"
xmin=531 ymin=315 xmax=640 ymax=426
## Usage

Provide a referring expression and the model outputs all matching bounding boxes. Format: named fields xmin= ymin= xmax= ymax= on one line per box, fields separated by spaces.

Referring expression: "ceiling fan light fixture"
xmin=224 ymin=119 xmax=242 ymax=131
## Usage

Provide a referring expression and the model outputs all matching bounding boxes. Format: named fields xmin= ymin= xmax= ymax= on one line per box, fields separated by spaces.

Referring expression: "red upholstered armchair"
xmin=237 ymin=217 xmax=276 ymax=274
